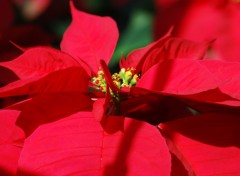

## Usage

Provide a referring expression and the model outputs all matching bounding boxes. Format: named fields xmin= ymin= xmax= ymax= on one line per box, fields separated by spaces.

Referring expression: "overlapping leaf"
xmin=0 ymin=47 xmax=79 ymax=79
xmin=18 ymin=112 xmax=171 ymax=176
xmin=141 ymin=37 xmax=210 ymax=73
xmin=137 ymin=59 xmax=220 ymax=95
xmin=159 ymin=113 xmax=240 ymax=175
xmin=16 ymin=93 xmax=93 ymax=136
xmin=120 ymin=29 xmax=210 ymax=76
xmin=0 ymin=67 xmax=89 ymax=97
xmin=136 ymin=58 xmax=240 ymax=107
xmin=120 ymin=92 xmax=193 ymax=124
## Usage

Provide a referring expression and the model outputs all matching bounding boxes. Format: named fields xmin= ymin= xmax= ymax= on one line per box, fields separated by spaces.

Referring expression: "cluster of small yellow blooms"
xmin=91 ymin=68 xmax=139 ymax=93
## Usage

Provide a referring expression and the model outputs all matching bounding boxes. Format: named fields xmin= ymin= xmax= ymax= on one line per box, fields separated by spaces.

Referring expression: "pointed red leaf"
xmin=120 ymin=40 xmax=158 ymax=69
xmin=0 ymin=67 xmax=89 ymax=98
xmin=0 ymin=46 xmax=79 ymax=80
xmin=122 ymin=28 xmax=210 ymax=74
xmin=137 ymin=59 xmax=220 ymax=95
xmin=124 ymin=29 xmax=171 ymax=73
xmin=0 ymin=110 xmax=25 ymax=175
xmin=141 ymin=37 xmax=210 ymax=73
xmin=159 ymin=113 xmax=240 ymax=175
xmin=136 ymin=59 xmax=240 ymax=107
xmin=60 ymin=1 xmax=119 ymax=75
xmin=18 ymin=112 xmax=171 ymax=176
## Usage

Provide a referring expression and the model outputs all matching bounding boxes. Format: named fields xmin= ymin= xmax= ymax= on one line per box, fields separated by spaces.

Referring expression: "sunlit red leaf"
xmin=0 ymin=47 xmax=79 ymax=79
xmin=137 ymin=59 xmax=220 ymax=95
xmin=61 ymin=1 xmax=119 ymax=75
xmin=159 ymin=113 xmax=240 ymax=175
xmin=18 ymin=112 xmax=171 ymax=176
xmin=136 ymin=58 xmax=240 ymax=107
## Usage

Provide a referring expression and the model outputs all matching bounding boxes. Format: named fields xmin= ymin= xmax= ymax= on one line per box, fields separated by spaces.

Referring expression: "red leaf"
xmin=120 ymin=40 xmax=158 ymax=69
xmin=136 ymin=59 xmax=240 ymax=107
xmin=123 ymin=29 xmax=171 ymax=73
xmin=141 ymin=37 xmax=210 ymax=73
xmin=16 ymin=93 xmax=93 ymax=136
xmin=93 ymin=93 xmax=124 ymax=134
xmin=60 ymin=1 xmax=119 ymax=75
xmin=182 ymin=88 xmax=240 ymax=108
xmin=0 ymin=110 xmax=25 ymax=175
xmin=159 ymin=113 xmax=240 ymax=175
xmin=121 ymin=28 xmax=209 ymax=74
xmin=0 ymin=67 xmax=89 ymax=98
xmin=0 ymin=47 xmax=79 ymax=80
xmin=18 ymin=112 xmax=171 ymax=176
xmin=200 ymin=60 xmax=240 ymax=101
xmin=137 ymin=59 xmax=220 ymax=95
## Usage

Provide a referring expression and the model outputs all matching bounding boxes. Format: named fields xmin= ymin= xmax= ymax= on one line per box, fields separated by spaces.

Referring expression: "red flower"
xmin=0 ymin=1 xmax=240 ymax=175
xmin=0 ymin=2 xmax=171 ymax=175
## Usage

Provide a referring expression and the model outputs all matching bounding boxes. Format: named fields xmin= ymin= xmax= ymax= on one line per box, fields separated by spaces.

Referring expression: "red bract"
xmin=159 ymin=113 xmax=240 ymax=175
xmin=60 ymin=2 xmax=119 ymax=76
xmin=0 ymin=0 xmax=240 ymax=175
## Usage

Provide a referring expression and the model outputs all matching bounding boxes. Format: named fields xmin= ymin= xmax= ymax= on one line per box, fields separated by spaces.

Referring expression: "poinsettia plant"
xmin=0 ymin=1 xmax=240 ymax=175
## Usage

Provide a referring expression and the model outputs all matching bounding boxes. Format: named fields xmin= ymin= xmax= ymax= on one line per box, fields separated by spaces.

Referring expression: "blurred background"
xmin=0 ymin=0 xmax=155 ymax=68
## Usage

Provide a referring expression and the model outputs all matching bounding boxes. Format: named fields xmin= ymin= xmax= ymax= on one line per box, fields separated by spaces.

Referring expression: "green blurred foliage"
xmin=109 ymin=9 xmax=153 ymax=70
